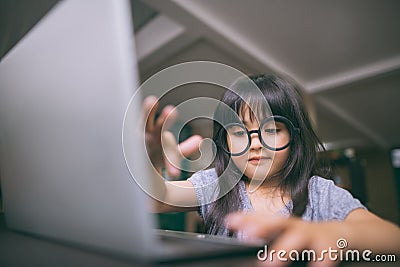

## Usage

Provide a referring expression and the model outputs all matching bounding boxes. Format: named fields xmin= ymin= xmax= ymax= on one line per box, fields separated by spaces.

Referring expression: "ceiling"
xmin=133 ymin=0 xmax=400 ymax=151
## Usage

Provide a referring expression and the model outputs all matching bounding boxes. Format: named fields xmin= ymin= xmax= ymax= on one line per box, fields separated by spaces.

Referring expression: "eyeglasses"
xmin=217 ymin=115 xmax=300 ymax=156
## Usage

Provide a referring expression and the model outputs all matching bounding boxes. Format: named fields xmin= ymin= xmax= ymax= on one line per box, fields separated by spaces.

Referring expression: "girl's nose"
xmin=249 ymin=132 xmax=262 ymax=150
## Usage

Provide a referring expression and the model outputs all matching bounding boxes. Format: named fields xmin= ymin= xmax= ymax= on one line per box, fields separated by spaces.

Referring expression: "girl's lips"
xmin=248 ymin=155 xmax=268 ymax=161
xmin=248 ymin=156 xmax=270 ymax=163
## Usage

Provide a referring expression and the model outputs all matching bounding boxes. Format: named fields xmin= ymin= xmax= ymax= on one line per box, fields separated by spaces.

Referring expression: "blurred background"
xmin=1 ymin=0 xmax=399 ymax=230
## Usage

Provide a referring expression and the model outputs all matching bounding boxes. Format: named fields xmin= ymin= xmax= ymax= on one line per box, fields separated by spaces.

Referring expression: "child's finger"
xmin=155 ymin=105 xmax=177 ymax=132
xmin=142 ymin=95 xmax=158 ymax=132
xmin=162 ymin=131 xmax=181 ymax=178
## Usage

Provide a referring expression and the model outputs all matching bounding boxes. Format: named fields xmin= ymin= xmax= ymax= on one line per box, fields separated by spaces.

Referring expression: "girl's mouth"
xmin=248 ymin=156 xmax=270 ymax=164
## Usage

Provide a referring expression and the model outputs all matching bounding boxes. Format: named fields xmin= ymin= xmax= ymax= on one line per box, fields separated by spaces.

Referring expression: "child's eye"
xmin=264 ymin=128 xmax=279 ymax=134
xmin=227 ymin=125 xmax=247 ymax=137
xmin=232 ymin=130 xmax=246 ymax=137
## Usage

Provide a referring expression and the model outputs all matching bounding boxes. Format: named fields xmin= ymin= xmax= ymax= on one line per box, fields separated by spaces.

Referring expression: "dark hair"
xmin=204 ymin=74 xmax=329 ymax=235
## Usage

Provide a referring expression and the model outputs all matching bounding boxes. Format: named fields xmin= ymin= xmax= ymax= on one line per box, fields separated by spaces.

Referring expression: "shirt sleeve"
xmin=187 ymin=169 xmax=220 ymax=219
xmin=309 ymin=176 xmax=367 ymax=221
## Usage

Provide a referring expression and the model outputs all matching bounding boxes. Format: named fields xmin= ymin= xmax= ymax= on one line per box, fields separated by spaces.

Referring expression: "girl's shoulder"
xmin=308 ymin=175 xmax=335 ymax=189
xmin=187 ymin=168 xmax=221 ymax=210
xmin=306 ymin=175 xmax=366 ymax=221
xmin=187 ymin=168 xmax=218 ymax=186
xmin=308 ymin=175 xmax=345 ymax=197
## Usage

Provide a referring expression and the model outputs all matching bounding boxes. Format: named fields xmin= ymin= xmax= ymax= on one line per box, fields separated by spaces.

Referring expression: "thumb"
xmin=179 ymin=135 xmax=203 ymax=157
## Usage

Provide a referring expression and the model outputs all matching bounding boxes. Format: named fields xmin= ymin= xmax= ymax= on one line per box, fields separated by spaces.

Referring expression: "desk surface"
xmin=0 ymin=213 xmax=396 ymax=267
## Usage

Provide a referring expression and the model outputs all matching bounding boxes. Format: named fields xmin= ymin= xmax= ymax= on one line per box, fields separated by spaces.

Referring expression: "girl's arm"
xmin=343 ymin=209 xmax=400 ymax=254
xmin=151 ymin=180 xmax=199 ymax=213
xmin=142 ymin=96 xmax=201 ymax=213
xmin=225 ymin=209 xmax=400 ymax=266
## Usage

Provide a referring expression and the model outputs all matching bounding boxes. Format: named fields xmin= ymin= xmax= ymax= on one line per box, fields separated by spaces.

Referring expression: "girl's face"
xmin=227 ymin=107 xmax=290 ymax=182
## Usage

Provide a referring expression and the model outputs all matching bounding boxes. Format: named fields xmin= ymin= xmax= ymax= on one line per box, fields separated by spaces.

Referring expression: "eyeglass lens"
xmin=225 ymin=118 xmax=292 ymax=155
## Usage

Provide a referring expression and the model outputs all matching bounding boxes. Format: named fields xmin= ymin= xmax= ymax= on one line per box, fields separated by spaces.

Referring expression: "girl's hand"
xmin=142 ymin=96 xmax=202 ymax=178
xmin=225 ymin=212 xmax=347 ymax=267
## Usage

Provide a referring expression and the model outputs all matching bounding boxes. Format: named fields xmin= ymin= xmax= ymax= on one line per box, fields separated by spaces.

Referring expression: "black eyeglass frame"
xmin=217 ymin=115 xmax=300 ymax=156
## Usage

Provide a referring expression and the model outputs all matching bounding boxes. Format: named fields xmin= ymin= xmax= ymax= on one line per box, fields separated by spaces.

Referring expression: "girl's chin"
xmin=244 ymin=172 xmax=270 ymax=182
xmin=244 ymin=167 xmax=272 ymax=180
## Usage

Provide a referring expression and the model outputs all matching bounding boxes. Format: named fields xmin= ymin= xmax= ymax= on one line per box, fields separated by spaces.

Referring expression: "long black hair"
xmin=204 ymin=74 xmax=329 ymax=235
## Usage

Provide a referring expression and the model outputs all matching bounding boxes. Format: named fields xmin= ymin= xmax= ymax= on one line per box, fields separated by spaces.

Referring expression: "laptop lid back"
xmin=0 ymin=0 xmax=156 ymax=259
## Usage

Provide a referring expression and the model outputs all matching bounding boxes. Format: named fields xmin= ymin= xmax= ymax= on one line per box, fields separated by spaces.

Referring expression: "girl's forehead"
xmin=238 ymin=103 xmax=271 ymax=123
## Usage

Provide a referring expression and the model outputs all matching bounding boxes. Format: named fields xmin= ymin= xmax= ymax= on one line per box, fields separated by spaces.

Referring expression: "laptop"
xmin=0 ymin=0 xmax=260 ymax=264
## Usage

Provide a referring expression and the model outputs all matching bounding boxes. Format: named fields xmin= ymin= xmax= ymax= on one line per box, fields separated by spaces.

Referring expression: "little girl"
xmin=144 ymin=74 xmax=400 ymax=263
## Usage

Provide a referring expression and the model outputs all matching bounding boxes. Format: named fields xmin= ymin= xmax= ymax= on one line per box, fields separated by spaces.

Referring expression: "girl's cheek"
xmin=231 ymin=156 xmax=248 ymax=172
